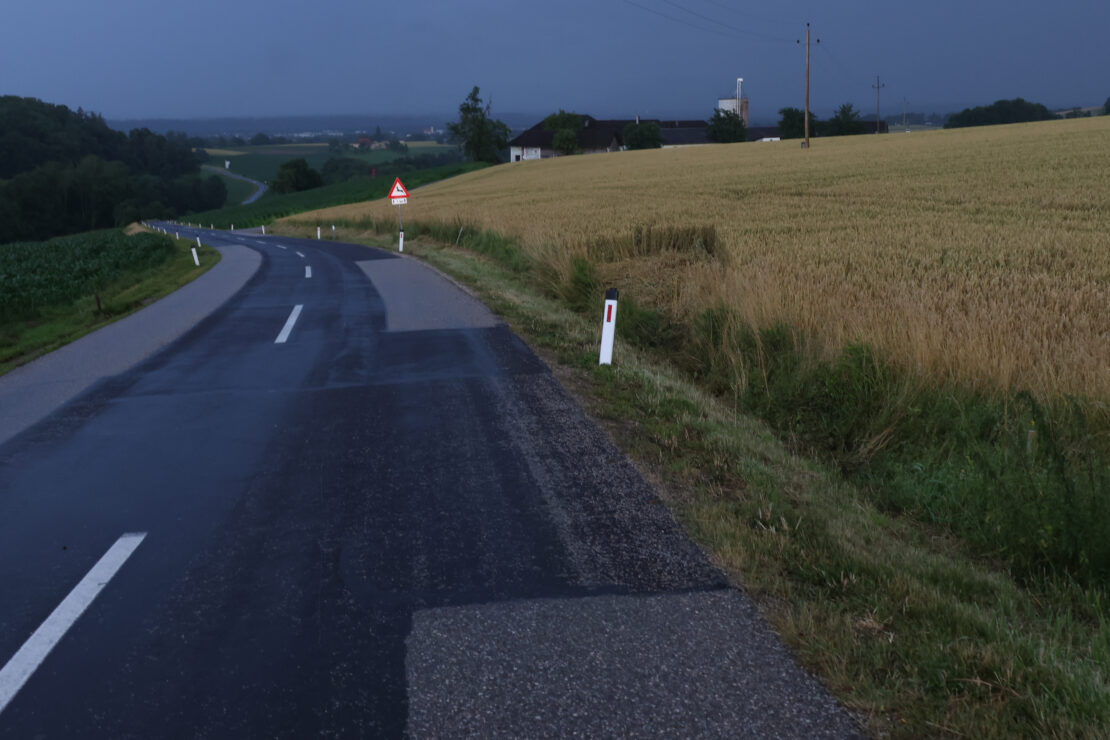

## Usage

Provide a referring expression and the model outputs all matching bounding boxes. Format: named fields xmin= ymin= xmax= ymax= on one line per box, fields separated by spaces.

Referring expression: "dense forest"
xmin=944 ymin=98 xmax=1057 ymax=128
xmin=0 ymin=96 xmax=226 ymax=244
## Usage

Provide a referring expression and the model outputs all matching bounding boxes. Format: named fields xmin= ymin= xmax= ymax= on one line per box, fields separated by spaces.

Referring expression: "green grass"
xmin=205 ymin=144 xmax=455 ymax=183
xmin=0 ymin=229 xmax=220 ymax=375
xmin=278 ymin=220 xmax=1110 ymax=738
xmin=188 ymin=161 xmax=490 ymax=230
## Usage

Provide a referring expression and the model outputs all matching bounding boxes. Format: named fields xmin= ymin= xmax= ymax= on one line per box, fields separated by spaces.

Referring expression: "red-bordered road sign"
xmin=389 ymin=178 xmax=409 ymax=204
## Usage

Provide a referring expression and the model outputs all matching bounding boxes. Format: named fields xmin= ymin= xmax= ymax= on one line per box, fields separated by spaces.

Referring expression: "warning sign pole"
xmin=388 ymin=178 xmax=409 ymax=252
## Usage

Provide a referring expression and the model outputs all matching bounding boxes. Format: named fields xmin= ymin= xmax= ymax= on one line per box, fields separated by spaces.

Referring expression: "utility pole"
xmin=798 ymin=23 xmax=819 ymax=148
xmin=873 ymin=76 xmax=885 ymax=134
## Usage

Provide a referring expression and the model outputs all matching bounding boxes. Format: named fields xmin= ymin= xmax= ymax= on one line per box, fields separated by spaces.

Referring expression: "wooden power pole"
xmin=799 ymin=23 xmax=819 ymax=148
xmin=873 ymin=76 xmax=885 ymax=134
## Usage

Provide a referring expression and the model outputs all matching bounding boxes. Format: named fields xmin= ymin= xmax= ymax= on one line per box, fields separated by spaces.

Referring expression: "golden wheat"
xmin=291 ymin=117 xmax=1110 ymax=399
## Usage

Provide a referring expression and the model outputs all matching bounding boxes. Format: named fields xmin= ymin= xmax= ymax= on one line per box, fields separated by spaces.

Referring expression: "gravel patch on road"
xmin=406 ymin=589 xmax=863 ymax=739
xmin=357 ymin=258 xmax=499 ymax=332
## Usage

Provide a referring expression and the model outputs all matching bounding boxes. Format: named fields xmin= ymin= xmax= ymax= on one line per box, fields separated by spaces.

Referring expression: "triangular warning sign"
xmin=389 ymin=178 xmax=409 ymax=199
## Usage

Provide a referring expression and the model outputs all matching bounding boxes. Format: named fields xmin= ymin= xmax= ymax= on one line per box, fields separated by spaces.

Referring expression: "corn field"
xmin=0 ymin=230 xmax=175 ymax=322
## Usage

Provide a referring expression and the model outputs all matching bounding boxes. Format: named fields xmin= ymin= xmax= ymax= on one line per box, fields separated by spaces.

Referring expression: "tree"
xmin=778 ymin=107 xmax=819 ymax=139
xmin=706 ymin=108 xmax=747 ymax=143
xmin=622 ymin=121 xmax=661 ymax=150
xmin=0 ymin=96 xmax=218 ymax=242
xmin=551 ymin=129 xmax=578 ymax=155
xmin=447 ymin=86 xmax=511 ymax=164
xmin=272 ymin=158 xmax=323 ymax=194
xmin=1104 ymin=97 xmax=1110 ymax=116
xmin=249 ymin=132 xmax=271 ymax=146
xmin=944 ymin=98 xmax=1056 ymax=128
xmin=827 ymin=103 xmax=865 ymax=136
xmin=322 ymin=157 xmax=372 ymax=185
xmin=543 ymin=110 xmax=583 ymax=155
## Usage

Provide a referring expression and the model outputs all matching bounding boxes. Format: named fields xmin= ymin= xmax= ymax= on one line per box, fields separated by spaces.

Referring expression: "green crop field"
xmin=0 ymin=230 xmax=175 ymax=321
xmin=189 ymin=161 xmax=489 ymax=230
xmin=0 ymin=228 xmax=219 ymax=374
xmin=204 ymin=143 xmax=456 ymax=183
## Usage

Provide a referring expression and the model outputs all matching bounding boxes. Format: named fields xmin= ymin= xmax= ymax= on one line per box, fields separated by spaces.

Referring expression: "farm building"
xmin=509 ymin=115 xmax=710 ymax=161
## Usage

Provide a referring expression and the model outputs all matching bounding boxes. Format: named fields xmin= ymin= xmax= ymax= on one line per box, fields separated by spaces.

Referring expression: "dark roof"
xmin=510 ymin=115 xmax=710 ymax=150
xmin=510 ymin=115 xmax=624 ymax=150
xmin=658 ymin=120 xmax=708 ymax=129
xmin=659 ymin=127 xmax=709 ymax=146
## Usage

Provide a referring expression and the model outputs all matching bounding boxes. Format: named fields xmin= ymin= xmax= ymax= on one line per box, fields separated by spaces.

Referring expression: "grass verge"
xmin=0 ymin=229 xmax=220 ymax=376
xmin=276 ymin=220 xmax=1110 ymax=739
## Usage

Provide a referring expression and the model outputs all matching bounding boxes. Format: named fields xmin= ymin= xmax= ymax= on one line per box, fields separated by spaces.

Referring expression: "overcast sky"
xmin=2 ymin=0 xmax=1106 ymax=124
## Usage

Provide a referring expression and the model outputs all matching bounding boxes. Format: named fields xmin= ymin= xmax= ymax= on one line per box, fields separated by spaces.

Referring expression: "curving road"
xmin=203 ymin=165 xmax=268 ymax=204
xmin=0 ymin=225 xmax=861 ymax=737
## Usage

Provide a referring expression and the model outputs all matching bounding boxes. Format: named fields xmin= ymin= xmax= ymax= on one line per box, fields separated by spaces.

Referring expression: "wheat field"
xmin=293 ymin=117 xmax=1110 ymax=400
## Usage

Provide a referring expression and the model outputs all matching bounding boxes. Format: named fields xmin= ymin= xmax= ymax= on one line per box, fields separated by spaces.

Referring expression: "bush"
xmin=272 ymin=158 xmax=323 ymax=194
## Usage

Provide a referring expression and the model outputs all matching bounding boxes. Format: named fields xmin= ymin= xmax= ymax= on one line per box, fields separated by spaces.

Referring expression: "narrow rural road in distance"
xmin=0 ymin=225 xmax=861 ymax=737
xmin=202 ymin=164 xmax=268 ymax=204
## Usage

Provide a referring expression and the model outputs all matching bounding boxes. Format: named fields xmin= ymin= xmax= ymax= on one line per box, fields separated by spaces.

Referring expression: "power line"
xmin=696 ymin=0 xmax=796 ymax=27
xmin=621 ymin=0 xmax=751 ymax=40
xmin=659 ymin=0 xmax=794 ymax=42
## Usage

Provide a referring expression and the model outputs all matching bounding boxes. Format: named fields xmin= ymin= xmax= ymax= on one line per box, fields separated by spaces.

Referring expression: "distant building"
xmin=509 ymin=115 xmax=709 ymax=161
xmin=716 ymin=97 xmax=750 ymax=126
xmin=353 ymin=137 xmax=389 ymax=150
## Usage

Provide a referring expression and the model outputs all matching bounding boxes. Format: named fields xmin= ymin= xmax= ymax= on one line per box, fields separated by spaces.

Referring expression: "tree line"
xmin=775 ymin=103 xmax=878 ymax=139
xmin=0 ymin=96 xmax=226 ymax=244
xmin=944 ymin=98 xmax=1057 ymax=128
xmin=266 ymin=149 xmax=469 ymax=195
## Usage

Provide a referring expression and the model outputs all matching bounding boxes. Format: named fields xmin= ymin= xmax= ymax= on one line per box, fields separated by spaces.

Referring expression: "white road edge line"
xmin=295 ymin=251 xmax=305 ymax=259
xmin=275 ymin=305 xmax=303 ymax=344
xmin=0 ymin=532 xmax=147 ymax=715
xmin=277 ymin=244 xmax=287 ymax=250
xmin=305 ymin=266 xmax=312 ymax=279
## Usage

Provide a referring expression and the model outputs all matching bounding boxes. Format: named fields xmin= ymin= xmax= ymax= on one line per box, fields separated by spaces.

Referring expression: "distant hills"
xmin=106 ymin=113 xmax=543 ymax=138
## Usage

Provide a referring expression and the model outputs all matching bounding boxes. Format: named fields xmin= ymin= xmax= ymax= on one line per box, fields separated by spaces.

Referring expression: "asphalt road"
xmin=0 ymin=225 xmax=862 ymax=737
xmin=202 ymin=165 xmax=268 ymax=204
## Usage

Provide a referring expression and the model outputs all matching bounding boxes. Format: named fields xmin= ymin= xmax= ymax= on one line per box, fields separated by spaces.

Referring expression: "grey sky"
xmin=2 ymin=0 xmax=1106 ymax=123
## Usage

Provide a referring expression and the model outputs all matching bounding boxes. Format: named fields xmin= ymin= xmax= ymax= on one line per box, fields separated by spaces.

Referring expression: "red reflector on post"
xmin=606 ymin=305 xmax=613 ymax=322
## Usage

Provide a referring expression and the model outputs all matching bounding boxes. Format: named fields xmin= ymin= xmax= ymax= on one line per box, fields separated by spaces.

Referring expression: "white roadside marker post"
xmin=317 ymin=226 xmax=321 ymax=240
xmin=262 ymin=225 xmax=266 ymax=235
xmin=191 ymin=247 xmax=199 ymax=266
xmin=175 ymin=232 xmax=179 ymax=240
xmin=231 ymin=224 xmax=235 ymax=231
xmin=332 ymin=224 xmax=336 ymax=238
xmin=599 ymin=288 xmax=619 ymax=365
xmin=196 ymin=236 xmax=201 ymax=247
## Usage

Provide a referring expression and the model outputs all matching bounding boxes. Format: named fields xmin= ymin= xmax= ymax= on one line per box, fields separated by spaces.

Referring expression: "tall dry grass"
xmin=292 ymin=117 xmax=1110 ymax=400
